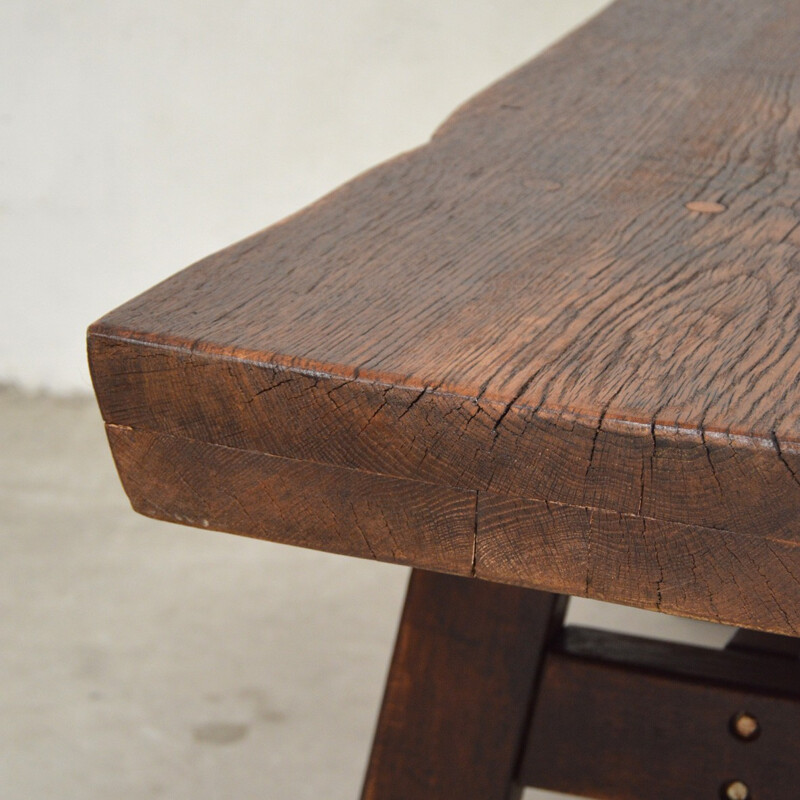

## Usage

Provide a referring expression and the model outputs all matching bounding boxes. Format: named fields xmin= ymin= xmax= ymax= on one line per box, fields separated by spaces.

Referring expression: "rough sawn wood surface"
xmin=89 ymin=0 xmax=800 ymax=635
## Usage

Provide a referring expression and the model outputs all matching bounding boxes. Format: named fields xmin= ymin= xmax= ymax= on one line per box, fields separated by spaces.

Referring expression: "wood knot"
xmin=685 ymin=200 xmax=726 ymax=214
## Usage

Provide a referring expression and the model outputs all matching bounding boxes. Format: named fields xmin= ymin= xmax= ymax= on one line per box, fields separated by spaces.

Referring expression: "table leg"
xmin=361 ymin=569 xmax=565 ymax=800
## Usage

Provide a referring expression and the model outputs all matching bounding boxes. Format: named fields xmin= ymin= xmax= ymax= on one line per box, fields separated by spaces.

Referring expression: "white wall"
xmin=1 ymin=0 xmax=608 ymax=393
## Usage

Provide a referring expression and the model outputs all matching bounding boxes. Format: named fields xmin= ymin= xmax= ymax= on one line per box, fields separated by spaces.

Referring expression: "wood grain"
xmin=107 ymin=425 xmax=476 ymax=573
xmin=362 ymin=570 xmax=565 ymax=800
xmin=89 ymin=0 xmax=800 ymax=631
xmin=477 ymin=492 xmax=800 ymax=635
xmin=106 ymin=423 xmax=800 ymax=634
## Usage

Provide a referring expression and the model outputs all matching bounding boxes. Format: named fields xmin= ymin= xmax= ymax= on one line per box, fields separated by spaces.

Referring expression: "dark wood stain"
xmin=362 ymin=570 xmax=565 ymax=800
xmin=88 ymin=0 xmax=800 ymax=634
xmin=521 ymin=626 xmax=800 ymax=799
xmin=477 ymin=491 xmax=800 ymax=635
xmin=108 ymin=425 xmax=476 ymax=574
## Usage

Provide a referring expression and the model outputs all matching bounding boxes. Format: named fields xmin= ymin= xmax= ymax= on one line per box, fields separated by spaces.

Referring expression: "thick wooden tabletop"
xmin=90 ymin=0 xmax=800 ymax=635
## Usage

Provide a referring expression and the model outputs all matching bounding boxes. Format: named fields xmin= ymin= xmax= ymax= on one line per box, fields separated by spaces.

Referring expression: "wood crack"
xmin=471 ymin=491 xmax=479 ymax=577
xmin=771 ymin=431 xmax=800 ymax=489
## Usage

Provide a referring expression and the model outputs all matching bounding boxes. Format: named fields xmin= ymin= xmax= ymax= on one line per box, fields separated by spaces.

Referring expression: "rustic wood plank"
xmin=477 ymin=491 xmax=800 ymax=635
xmin=104 ymin=422 xmax=800 ymax=634
xmin=88 ymin=0 xmax=800 ymax=631
xmin=362 ymin=570 xmax=565 ymax=800
xmin=520 ymin=626 xmax=800 ymax=800
xmin=88 ymin=333 xmax=800 ymax=543
xmin=107 ymin=425 xmax=476 ymax=573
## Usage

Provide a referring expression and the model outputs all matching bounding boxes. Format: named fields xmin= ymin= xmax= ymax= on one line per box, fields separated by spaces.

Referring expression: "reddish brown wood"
xmin=361 ymin=570 xmax=565 ymax=800
xmin=106 ymin=422 xmax=800 ymax=633
xmin=107 ymin=425 xmax=476 ymax=573
xmin=88 ymin=0 xmax=800 ymax=633
xmin=477 ymin=492 xmax=800 ymax=635
xmin=520 ymin=627 xmax=800 ymax=799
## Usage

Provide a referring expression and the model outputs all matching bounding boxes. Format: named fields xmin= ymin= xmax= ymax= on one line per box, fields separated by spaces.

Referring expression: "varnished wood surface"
xmin=89 ymin=0 xmax=800 ymax=632
xmin=362 ymin=570 xmax=564 ymax=800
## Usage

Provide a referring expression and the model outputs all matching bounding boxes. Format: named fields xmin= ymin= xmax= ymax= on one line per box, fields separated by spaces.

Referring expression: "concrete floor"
xmin=0 ymin=387 xmax=733 ymax=798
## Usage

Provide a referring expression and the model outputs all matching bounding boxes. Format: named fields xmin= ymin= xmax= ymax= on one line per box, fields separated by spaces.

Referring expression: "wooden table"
xmin=89 ymin=1 xmax=800 ymax=797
